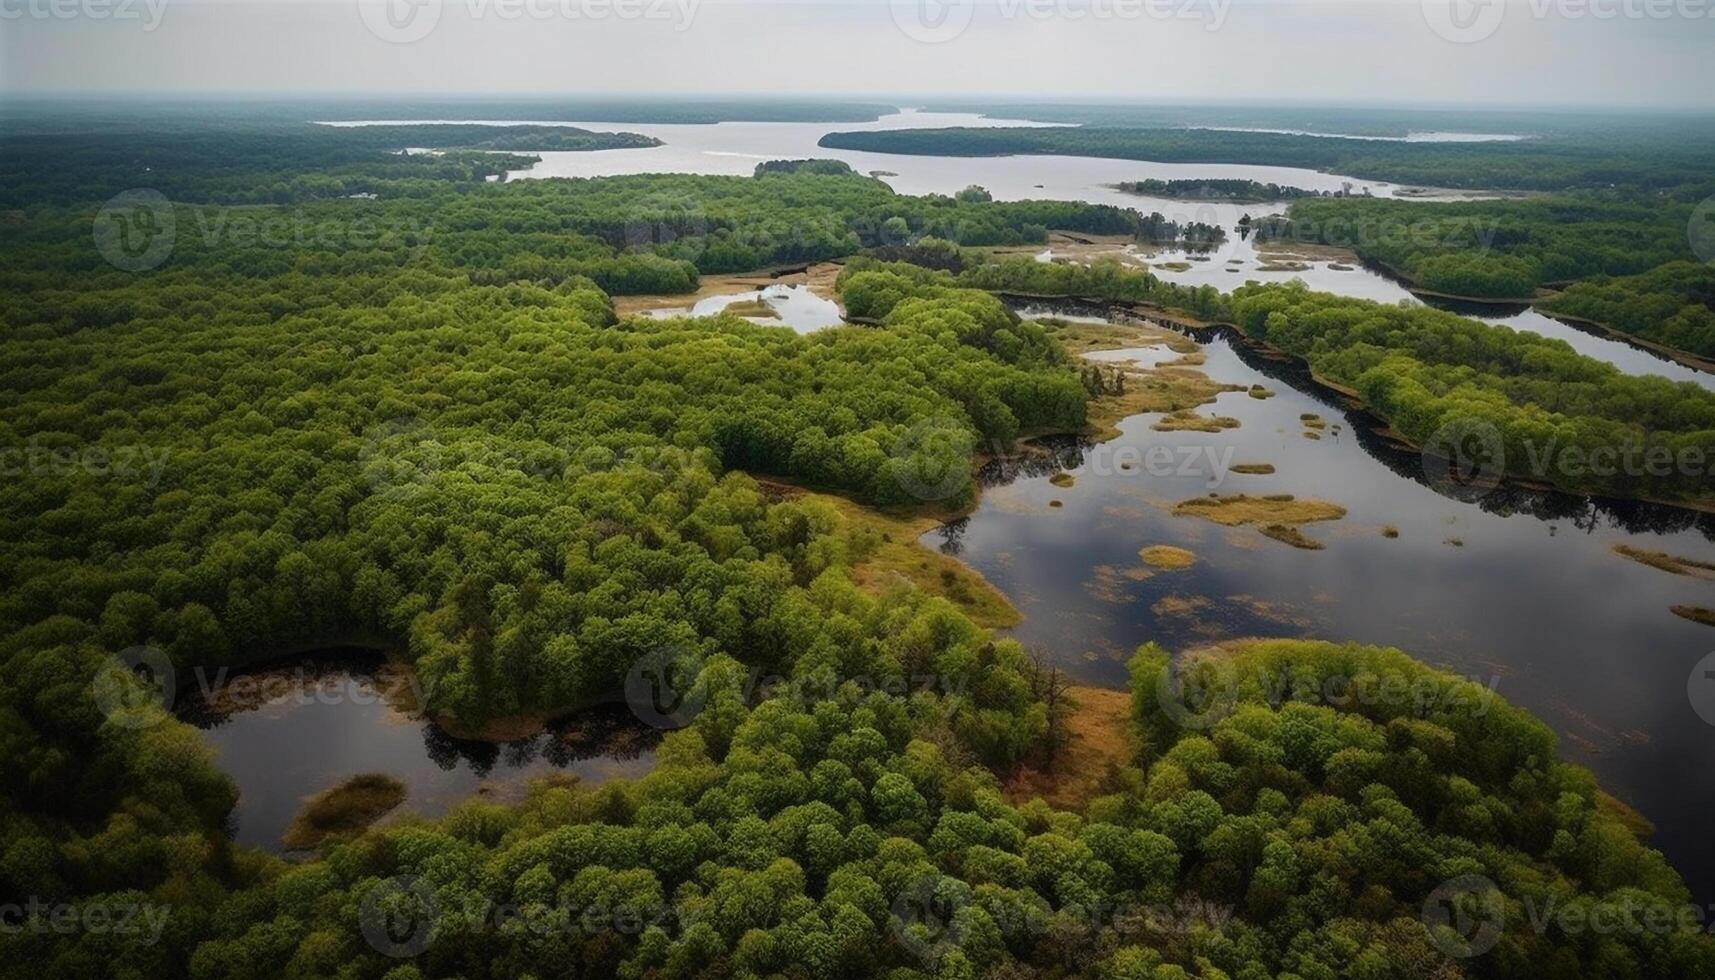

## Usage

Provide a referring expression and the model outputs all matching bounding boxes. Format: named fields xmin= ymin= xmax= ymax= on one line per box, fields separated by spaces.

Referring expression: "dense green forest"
xmin=5 ymin=114 xmax=1715 ymax=978
xmin=1254 ymin=197 xmax=1702 ymax=300
xmin=815 ymin=125 xmax=1715 ymax=193
xmin=0 ymin=97 xmax=896 ymax=131
xmin=838 ymin=252 xmax=1229 ymax=323
xmin=1229 ymin=284 xmax=1715 ymax=502
xmin=1112 ymin=180 xmax=1323 ymax=203
xmin=919 ymin=102 xmax=1713 ymax=140
xmin=1538 ymin=262 xmax=1715 ymax=360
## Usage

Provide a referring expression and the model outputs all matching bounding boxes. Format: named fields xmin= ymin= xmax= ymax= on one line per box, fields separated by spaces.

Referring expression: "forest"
xmin=1537 ymin=262 xmax=1715 ymax=360
xmin=1229 ymin=283 xmax=1715 ymax=502
xmin=815 ymin=124 xmax=1715 ymax=193
xmin=1255 ymin=197 xmax=1703 ymax=300
xmin=1112 ymin=180 xmax=1324 ymax=203
xmin=4 ymin=114 xmax=1715 ymax=978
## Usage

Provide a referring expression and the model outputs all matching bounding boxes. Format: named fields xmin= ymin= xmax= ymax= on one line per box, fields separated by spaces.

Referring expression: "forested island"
xmin=816 ymin=122 xmax=1715 ymax=191
xmin=1112 ymin=178 xmax=1324 ymax=203
xmin=4 ymin=109 xmax=1715 ymax=979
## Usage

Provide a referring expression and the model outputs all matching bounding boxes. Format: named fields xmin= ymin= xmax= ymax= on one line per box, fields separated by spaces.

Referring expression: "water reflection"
xmin=643 ymin=283 xmax=846 ymax=333
xmin=180 ymin=651 xmax=657 ymax=852
xmin=950 ymin=304 xmax=1715 ymax=900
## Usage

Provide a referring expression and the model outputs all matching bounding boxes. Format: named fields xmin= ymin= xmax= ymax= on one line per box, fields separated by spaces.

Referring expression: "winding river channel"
xmin=216 ymin=111 xmax=1715 ymax=899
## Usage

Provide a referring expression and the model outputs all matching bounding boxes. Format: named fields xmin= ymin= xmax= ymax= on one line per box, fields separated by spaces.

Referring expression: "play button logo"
xmin=891 ymin=0 xmax=975 ymax=43
xmin=359 ymin=0 xmax=443 ymax=43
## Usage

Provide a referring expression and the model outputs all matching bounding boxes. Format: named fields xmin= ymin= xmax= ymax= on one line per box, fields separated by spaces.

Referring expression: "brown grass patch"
xmin=795 ymin=489 xmax=1019 ymax=630
xmin=283 ymin=773 xmax=406 ymax=850
xmin=1172 ymin=493 xmax=1346 ymax=527
xmin=1139 ymin=545 xmax=1197 ymax=570
xmin=1671 ymin=606 xmax=1715 ymax=627
xmin=1613 ymin=544 xmax=1715 ymax=579
xmin=1259 ymin=524 xmax=1325 ymax=550
xmin=1153 ymin=412 xmax=1241 ymax=433
xmin=1005 ymin=686 xmax=1134 ymax=810
xmin=1230 ymin=463 xmax=1275 ymax=475
xmin=1049 ymin=472 xmax=1076 ymax=488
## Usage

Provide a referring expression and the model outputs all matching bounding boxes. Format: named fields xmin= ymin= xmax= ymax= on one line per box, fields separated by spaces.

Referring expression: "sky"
xmin=2 ymin=0 xmax=1713 ymax=107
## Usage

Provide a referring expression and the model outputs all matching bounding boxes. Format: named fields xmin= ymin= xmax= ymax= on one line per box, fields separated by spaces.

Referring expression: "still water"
xmin=291 ymin=113 xmax=1715 ymax=896
xmin=642 ymin=283 xmax=845 ymax=332
xmin=937 ymin=307 xmax=1715 ymax=899
xmin=179 ymin=653 xmax=657 ymax=851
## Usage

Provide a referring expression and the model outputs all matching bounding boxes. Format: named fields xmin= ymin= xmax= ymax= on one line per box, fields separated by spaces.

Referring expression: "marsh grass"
xmin=282 ymin=773 xmax=406 ymax=850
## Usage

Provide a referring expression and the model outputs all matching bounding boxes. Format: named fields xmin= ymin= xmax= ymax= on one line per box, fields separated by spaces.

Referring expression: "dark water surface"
xmin=178 ymin=653 xmax=657 ymax=852
xmin=935 ymin=310 xmax=1715 ymax=900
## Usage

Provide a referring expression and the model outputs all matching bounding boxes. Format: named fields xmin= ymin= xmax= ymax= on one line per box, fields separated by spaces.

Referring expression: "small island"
xmin=1113 ymin=178 xmax=1325 ymax=203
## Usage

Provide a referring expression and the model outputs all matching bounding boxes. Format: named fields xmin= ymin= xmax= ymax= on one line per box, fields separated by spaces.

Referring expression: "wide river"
xmin=228 ymin=112 xmax=1715 ymax=899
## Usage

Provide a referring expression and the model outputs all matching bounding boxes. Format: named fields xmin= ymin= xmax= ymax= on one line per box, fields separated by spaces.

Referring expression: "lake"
xmin=177 ymin=652 xmax=657 ymax=851
xmin=948 ymin=304 xmax=1715 ymax=900
xmin=279 ymin=112 xmax=1715 ymax=898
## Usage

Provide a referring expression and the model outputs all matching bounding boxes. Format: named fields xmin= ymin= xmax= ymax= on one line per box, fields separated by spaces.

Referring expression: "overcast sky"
xmin=3 ymin=0 xmax=1712 ymax=107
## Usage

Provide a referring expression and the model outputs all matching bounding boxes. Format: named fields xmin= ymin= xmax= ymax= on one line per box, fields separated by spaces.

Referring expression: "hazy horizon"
xmin=4 ymin=0 xmax=1714 ymax=108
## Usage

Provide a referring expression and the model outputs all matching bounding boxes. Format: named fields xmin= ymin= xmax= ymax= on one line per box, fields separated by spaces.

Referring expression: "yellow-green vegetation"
xmin=1049 ymin=499 xmax=1064 ymax=508
xmin=1151 ymin=594 xmax=1214 ymax=618
xmin=1173 ymin=493 xmax=1347 ymax=526
xmin=1139 ymin=545 xmax=1198 ymax=570
xmin=1049 ymin=472 xmax=1076 ymax=487
xmin=1303 ymin=431 xmax=1322 ymax=440
xmin=1153 ymin=411 xmax=1242 ymax=433
xmin=1230 ymin=463 xmax=1276 ymax=475
xmin=1005 ymin=685 xmax=1134 ymax=809
xmin=799 ymin=488 xmax=1020 ymax=630
xmin=1671 ymin=606 xmax=1715 ymax=627
xmin=281 ymin=773 xmax=407 ymax=850
xmin=721 ymin=297 xmax=780 ymax=319
xmin=1382 ymin=525 xmax=1401 ymax=538
xmin=1260 ymin=524 xmax=1326 ymax=550
xmin=1613 ymin=544 xmax=1715 ymax=579
xmin=1248 ymin=384 xmax=1275 ymax=399
xmin=1173 ymin=493 xmax=1346 ymax=549
xmin=1301 ymin=413 xmax=1327 ymax=430
xmin=1044 ymin=321 xmax=1243 ymax=439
